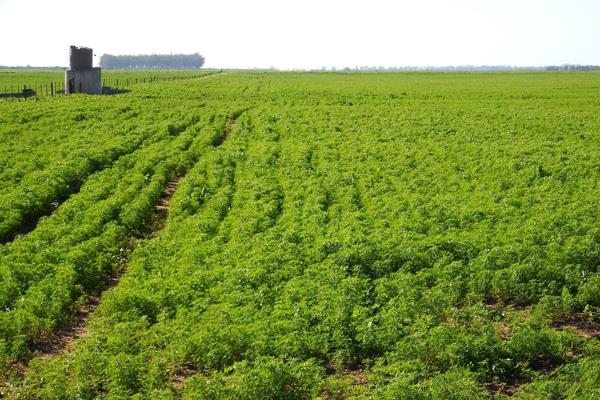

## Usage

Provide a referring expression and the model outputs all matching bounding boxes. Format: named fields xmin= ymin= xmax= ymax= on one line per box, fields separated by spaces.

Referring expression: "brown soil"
xmin=553 ymin=313 xmax=600 ymax=338
xmin=322 ymin=361 xmax=368 ymax=387
xmin=172 ymin=364 xmax=197 ymax=389
xmin=483 ymin=379 xmax=526 ymax=397
xmin=223 ymin=118 xmax=239 ymax=143
xmin=32 ymin=277 xmax=119 ymax=359
xmin=149 ymin=179 xmax=181 ymax=233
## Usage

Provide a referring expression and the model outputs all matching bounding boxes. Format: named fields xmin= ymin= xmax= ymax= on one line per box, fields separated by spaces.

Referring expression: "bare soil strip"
xmin=483 ymin=379 xmax=527 ymax=397
xmin=211 ymin=109 xmax=248 ymax=147
xmin=553 ymin=313 xmax=600 ymax=338
xmin=223 ymin=116 xmax=240 ymax=143
xmin=33 ymin=277 xmax=119 ymax=360
xmin=150 ymin=179 xmax=181 ymax=233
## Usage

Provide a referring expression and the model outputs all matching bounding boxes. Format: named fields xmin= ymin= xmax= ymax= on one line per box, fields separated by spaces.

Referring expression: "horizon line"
xmin=2 ymin=64 xmax=600 ymax=72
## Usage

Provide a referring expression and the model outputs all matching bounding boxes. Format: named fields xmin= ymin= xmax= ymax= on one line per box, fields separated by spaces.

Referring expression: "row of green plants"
xmin=3 ymin=72 xmax=600 ymax=398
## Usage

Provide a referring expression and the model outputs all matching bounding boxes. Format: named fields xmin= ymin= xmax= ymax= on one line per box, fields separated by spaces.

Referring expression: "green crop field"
xmin=0 ymin=71 xmax=599 ymax=399
xmin=0 ymin=69 xmax=218 ymax=95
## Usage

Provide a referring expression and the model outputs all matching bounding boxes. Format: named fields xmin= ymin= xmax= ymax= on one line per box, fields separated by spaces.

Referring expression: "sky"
xmin=0 ymin=0 xmax=599 ymax=69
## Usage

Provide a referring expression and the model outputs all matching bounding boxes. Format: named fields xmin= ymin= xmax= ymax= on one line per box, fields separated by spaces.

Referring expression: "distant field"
xmin=0 ymin=69 xmax=217 ymax=93
xmin=1 ymin=72 xmax=599 ymax=399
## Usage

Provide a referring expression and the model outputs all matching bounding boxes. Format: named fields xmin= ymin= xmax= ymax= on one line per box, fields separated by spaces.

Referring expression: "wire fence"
xmin=0 ymin=70 xmax=222 ymax=100
xmin=0 ymin=82 xmax=63 ymax=98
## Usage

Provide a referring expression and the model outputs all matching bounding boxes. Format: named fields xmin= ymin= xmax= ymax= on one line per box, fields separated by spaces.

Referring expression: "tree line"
xmin=99 ymin=53 xmax=205 ymax=69
xmin=545 ymin=65 xmax=600 ymax=71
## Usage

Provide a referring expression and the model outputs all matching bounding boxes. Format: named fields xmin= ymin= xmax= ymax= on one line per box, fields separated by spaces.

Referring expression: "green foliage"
xmin=2 ymin=71 xmax=600 ymax=398
xmin=183 ymin=357 xmax=321 ymax=400
xmin=0 ymin=94 xmax=225 ymax=369
xmin=578 ymin=273 xmax=600 ymax=306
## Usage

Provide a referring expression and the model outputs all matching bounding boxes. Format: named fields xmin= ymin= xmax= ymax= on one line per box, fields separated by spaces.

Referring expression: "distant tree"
xmin=99 ymin=53 xmax=205 ymax=69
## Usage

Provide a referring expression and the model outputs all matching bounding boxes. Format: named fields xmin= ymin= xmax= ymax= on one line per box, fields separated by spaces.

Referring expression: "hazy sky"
xmin=0 ymin=0 xmax=598 ymax=69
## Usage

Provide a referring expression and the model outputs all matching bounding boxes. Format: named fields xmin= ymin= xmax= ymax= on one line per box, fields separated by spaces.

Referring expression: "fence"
xmin=0 ymin=70 xmax=222 ymax=99
xmin=1 ymin=82 xmax=64 ymax=98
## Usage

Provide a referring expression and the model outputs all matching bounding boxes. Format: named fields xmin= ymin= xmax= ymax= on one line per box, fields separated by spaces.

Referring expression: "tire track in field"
xmin=211 ymin=109 xmax=251 ymax=233
xmin=149 ymin=179 xmax=182 ymax=234
xmin=210 ymin=109 xmax=245 ymax=147
xmin=170 ymin=110 xmax=250 ymax=391
xmin=31 ymin=277 xmax=119 ymax=361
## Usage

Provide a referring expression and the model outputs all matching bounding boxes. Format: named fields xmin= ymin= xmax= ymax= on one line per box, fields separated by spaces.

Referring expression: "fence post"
xmin=51 ymin=82 xmax=54 ymax=97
